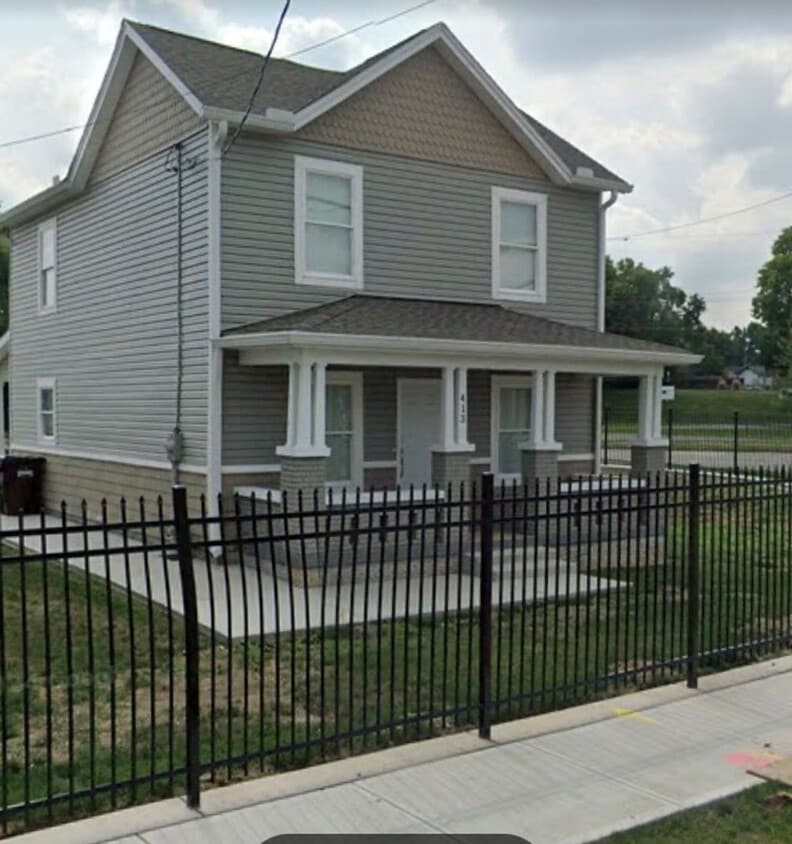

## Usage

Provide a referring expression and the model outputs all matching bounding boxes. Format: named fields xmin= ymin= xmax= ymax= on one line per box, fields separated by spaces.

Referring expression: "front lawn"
xmin=605 ymin=387 xmax=792 ymax=418
xmin=3 ymin=479 xmax=792 ymax=833
xmin=599 ymin=783 xmax=792 ymax=843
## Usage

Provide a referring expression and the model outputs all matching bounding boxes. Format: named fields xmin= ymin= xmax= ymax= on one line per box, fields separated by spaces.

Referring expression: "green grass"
xmin=600 ymin=783 xmax=792 ymax=843
xmin=604 ymin=388 xmax=792 ymax=456
xmin=4 ymin=483 xmax=792 ymax=834
xmin=605 ymin=387 xmax=792 ymax=418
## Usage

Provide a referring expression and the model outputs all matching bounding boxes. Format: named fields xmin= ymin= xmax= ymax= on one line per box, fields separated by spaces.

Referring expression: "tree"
xmin=606 ymin=256 xmax=706 ymax=350
xmin=751 ymin=226 xmax=792 ymax=372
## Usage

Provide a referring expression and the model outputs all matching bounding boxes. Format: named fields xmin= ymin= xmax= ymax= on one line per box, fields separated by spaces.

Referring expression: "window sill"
xmin=492 ymin=288 xmax=546 ymax=304
xmin=296 ymin=273 xmax=363 ymax=290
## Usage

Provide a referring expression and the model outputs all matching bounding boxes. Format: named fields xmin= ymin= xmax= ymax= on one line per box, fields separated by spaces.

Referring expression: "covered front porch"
xmin=218 ymin=296 xmax=700 ymax=502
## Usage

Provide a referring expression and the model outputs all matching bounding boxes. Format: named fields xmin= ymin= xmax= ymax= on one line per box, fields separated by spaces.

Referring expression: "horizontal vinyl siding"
xmin=221 ymin=136 xmax=599 ymax=330
xmin=222 ymin=353 xmax=287 ymax=464
xmin=556 ymin=374 xmax=594 ymax=453
xmin=9 ymin=130 xmax=209 ymax=466
xmin=222 ymin=364 xmax=592 ymax=468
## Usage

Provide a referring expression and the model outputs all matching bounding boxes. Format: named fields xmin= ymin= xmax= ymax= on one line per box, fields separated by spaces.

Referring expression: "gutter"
xmin=594 ymin=190 xmax=619 ymax=473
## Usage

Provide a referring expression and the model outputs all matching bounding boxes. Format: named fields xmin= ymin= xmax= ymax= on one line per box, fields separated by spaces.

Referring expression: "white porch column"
xmin=631 ymin=370 xmax=667 ymax=476
xmin=436 ymin=366 xmax=474 ymax=452
xmin=276 ymin=357 xmax=330 ymax=458
xmin=432 ymin=366 xmax=474 ymax=489
xmin=636 ymin=371 xmax=666 ymax=446
xmin=521 ymin=369 xmax=562 ymax=483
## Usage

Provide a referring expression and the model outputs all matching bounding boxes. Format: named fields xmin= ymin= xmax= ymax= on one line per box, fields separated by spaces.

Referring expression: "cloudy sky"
xmin=3 ymin=0 xmax=792 ymax=330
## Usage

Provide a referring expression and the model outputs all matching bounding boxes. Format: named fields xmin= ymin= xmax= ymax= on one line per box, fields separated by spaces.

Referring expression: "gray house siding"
xmin=9 ymin=130 xmax=209 ymax=467
xmin=221 ymin=135 xmax=600 ymax=332
xmin=91 ymin=51 xmax=202 ymax=185
xmin=221 ymin=359 xmax=593 ymax=470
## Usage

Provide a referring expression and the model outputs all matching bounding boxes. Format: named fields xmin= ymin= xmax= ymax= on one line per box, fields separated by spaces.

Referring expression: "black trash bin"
xmin=2 ymin=456 xmax=46 ymax=515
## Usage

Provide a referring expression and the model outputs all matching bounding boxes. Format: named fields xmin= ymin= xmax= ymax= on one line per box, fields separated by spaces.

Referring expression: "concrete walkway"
xmin=17 ymin=656 xmax=792 ymax=844
xmin=1 ymin=512 xmax=618 ymax=639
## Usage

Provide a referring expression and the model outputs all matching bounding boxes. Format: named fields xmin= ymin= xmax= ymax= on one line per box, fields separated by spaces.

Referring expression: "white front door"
xmin=398 ymin=379 xmax=441 ymax=487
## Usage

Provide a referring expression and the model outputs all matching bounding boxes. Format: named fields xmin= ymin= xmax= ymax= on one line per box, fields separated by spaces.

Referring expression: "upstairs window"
xmin=295 ymin=156 xmax=363 ymax=289
xmin=38 ymin=219 xmax=57 ymax=313
xmin=37 ymin=377 xmax=56 ymax=443
xmin=492 ymin=187 xmax=547 ymax=303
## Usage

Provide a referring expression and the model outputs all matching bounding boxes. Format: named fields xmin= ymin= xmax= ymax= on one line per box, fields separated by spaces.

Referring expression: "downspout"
xmin=594 ymin=190 xmax=618 ymax=473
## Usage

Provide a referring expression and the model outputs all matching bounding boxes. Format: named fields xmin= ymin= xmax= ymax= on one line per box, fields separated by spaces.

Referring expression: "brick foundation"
xmin=630 ymin=445 xmax=667 ymax=475
xmin=431 ymin=450 xmax=472 ymax=488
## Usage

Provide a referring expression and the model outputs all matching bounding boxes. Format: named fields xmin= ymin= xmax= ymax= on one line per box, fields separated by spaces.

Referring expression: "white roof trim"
xmin=290 ymin=23 xmax=630 ymax=192
xmin=124 ymin=23 xmax=204 ymax=116
xmin=0 ymin=333 xmax=9 ymax=363
xmin=0 ymin=21 xmax=204 ymax=228
xmin=218 ymin=329 xmax=701 ymax=370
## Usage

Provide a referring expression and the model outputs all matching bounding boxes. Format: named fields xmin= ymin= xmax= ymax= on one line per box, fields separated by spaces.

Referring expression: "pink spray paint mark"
xmin=724 ymin=751 xmax=778 ymax=770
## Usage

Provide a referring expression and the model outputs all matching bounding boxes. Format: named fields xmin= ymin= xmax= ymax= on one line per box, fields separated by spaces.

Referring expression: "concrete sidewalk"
xmin=17 ymin=656 xmax=792 ymax=844
xmin=1 ymin=512 xmax=618 ymax=638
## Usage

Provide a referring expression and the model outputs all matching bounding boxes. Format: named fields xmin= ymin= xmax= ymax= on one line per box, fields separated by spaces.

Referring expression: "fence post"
xmin=686 ymin=463 xmax=700 ymax=690
xmin=479 ymin=472 xmax=494 ymax=739
xmin=172 ymin=485 xmax=201 ymax=808
xmin=667 ymin=407 xmax=674 ymax=469
xmin=733 ymin=411 xmax=739 ymax=472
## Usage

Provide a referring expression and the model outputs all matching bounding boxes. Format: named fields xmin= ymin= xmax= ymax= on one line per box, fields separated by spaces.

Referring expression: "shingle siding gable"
xmin=297 ymin=46 xmax=548 ymax=180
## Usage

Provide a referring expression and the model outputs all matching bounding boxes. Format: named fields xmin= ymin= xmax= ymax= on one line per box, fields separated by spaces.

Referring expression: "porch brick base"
xmin=630 ymin=445 xmax=666 ymax=476
xmin=520 ymin=448 xmax=560 ymax=482
xmin=431 ymin=450 xmax=472 ymax=489
xmin=279 ymin=456 xmax=326 ymax=500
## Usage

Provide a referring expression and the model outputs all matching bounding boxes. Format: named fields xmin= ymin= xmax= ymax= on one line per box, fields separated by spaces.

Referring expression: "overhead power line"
xmin=284 ymin=0 xmax=440 ymax=58
xmin=222 ymin=0 xmax=291 ymax=157
xmin=609 ymin=189 xmax=792 ymax=242
xmin=0 ymin=0 xmax=442 ymax=152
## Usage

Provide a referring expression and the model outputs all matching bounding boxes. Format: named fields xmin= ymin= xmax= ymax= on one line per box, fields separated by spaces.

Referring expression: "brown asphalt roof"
xmin=222 ymin=295 xmax=691 ymax=356
xmin=126 ymin=20 xmax=624 ymax=184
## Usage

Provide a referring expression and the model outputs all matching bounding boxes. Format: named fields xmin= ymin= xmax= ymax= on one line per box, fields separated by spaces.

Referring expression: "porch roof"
xmin=221 ymin=295 xmax=700 ymax=371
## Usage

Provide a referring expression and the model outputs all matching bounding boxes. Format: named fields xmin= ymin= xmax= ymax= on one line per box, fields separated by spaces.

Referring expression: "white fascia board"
xmin=124 ymin=23 xmax=204 ymax=116
xmin=0 ymin=181 xmax=75 ymax=229
xmin=201 ymin=105 xmax=296 ymax=132
xmin=220 ymin=331 xmax=702 ymax=372
xmin=68 ymin=29 xmax=138 ymax=192
xmin=569 ymin=173 xmax=633 ymax=194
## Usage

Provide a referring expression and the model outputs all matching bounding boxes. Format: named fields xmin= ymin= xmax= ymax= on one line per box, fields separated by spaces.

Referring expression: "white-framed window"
xmin=295 ymin=156 xmax=363 ymax=289
xmin=491 ymin=187 xmax=547 ymax=303
xmin=491 ymin=375 xmax=533 ymax=480
xmin=37 ymin=377 xmax=57 ymax=444
xmin=38 ymin=218 xmax=58 ymax=313
xmin=325 ymin=371 xmax=363 ymax=488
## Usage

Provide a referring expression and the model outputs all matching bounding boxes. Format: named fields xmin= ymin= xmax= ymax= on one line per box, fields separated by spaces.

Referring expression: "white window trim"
xmin=490 ymin=374 xmax=534 ymax=482
xmin=294 ymin=156 xmax=364 ymax=290
xmin=325 ymin=371 xmax=364 ymax=490
xmin=36 ymin=377 xmax=57 ymax=445
xmin=491 ymin=186 xmax=547 ymax=303
xmin=37 ymin=218 xmax=58 ymax=315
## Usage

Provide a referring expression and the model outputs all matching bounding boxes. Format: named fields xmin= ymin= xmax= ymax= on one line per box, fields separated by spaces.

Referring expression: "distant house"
xmin=736 ymin=365 xmax=773 ymax=390
xmin=717 ymin=371 xmax=741 ymax=390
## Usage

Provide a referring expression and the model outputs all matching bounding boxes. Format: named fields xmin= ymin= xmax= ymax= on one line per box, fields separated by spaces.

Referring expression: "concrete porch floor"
xmin=0 ymin=512 xmax=621 ymax=639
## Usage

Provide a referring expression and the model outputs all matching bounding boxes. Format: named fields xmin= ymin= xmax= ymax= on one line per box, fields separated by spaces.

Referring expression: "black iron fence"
xmin=603 ymin=407 xmax=792 ymax=470
xmin=2 ymin=467 xmax=792 ymax=834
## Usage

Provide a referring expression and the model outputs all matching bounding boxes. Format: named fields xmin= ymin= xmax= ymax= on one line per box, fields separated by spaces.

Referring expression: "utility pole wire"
xmin=609 ymin=189 xmax=792 ymax=241
xmin=221 ymin=0 xmax=291 ymax=158
xmin=0 ymin=0 xmax=441 ymax=152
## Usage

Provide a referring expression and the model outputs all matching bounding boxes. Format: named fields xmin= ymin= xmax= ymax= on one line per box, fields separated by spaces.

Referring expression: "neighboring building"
xmin=0 ymin=20 xmax=699 ymax=521
xmin=736 ymin=365 xmax=773 ymax=390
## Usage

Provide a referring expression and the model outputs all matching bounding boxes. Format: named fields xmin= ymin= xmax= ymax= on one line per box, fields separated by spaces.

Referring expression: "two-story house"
xmin=0 ymin=20 xmax=698 ymax=523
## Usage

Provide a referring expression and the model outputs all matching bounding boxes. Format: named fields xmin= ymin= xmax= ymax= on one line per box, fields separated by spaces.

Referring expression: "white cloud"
xmin=64 ymin=0 xmax=134 ymax=46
